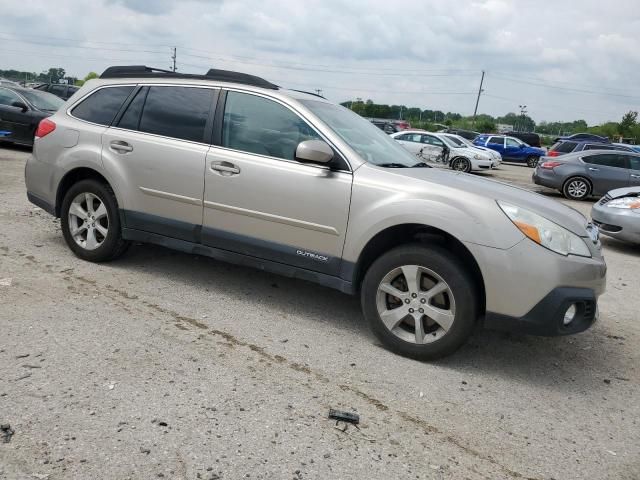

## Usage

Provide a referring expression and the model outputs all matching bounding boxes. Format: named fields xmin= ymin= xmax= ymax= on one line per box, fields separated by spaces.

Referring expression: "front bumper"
xmin=591 ymin=203 xmax=640 ymax=244
xmin=484 ymin=287 xmax=598 ymax=336
xmin=532 ymin=167 xmax=563 ymax=190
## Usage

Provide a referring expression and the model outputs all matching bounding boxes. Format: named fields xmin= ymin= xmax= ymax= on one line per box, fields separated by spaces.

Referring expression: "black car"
xmin=553 ymin=133 xmax=609 ymax=143
xmin=505 ymin=131 xmax=541 ymax=148
xmin=445 ymin=128 xmax=480 ymax=141
xmin=34 ymin=83 xmax=80 ymax=100
xmin=0 ymin=86 xmax=64 ymax=146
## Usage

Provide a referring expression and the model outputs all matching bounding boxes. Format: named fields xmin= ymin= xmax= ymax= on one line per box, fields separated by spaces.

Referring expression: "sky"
xmin=1 ymin=0 xmax=639 ymax=125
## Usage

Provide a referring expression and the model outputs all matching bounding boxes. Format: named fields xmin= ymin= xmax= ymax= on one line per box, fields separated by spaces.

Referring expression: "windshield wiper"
xmin=411 ymin=162 xmax=431 ymax=168
xmin=376 ymin=163 xmax=409 ymax=168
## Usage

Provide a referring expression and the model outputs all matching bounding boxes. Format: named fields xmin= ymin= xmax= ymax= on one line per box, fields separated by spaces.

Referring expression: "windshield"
xmin=20 ymin=89 xmax=64 ymax=112
xmin=442 ymin=135 xmax=467 ymax=148
xmin=300 ymin=100 xmax=423 ymax=167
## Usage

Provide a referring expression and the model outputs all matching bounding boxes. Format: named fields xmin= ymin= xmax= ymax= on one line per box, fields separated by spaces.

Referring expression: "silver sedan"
xmin=591 ymin=187 xmax=640 ymax=243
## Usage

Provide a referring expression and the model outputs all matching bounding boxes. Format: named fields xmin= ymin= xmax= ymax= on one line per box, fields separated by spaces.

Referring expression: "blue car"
xmin=474 ymin=134 xmax=546 ymax=167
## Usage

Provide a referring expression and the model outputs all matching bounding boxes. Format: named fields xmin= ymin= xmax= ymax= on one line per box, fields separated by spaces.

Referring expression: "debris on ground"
xmin=1 ymin=424 xmax=15 ymax=443
xmin=0 ymin=278 xmax=12 ymax=287
xmin=328 ymin=409 xmax=359 ymax=424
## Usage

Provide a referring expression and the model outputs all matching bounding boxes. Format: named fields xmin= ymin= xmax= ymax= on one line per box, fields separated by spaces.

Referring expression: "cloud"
xmin=1 ymin=0 xmax=638 ymax=123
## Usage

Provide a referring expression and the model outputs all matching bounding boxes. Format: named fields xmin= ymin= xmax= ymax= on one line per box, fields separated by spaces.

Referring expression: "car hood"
xmin=390 ymin=167 xmax=590 ymax=236
xmin=606 ymin=186 xmax=640 ymax=199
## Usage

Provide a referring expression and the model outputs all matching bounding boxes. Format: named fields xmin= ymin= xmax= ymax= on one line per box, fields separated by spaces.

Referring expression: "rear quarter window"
xmin=71 ymin=86 xmax=135 ymax=126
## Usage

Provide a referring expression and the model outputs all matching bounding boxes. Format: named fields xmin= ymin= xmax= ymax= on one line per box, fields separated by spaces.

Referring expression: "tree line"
xmin=341 ymin=98 xmax=639 ymax=143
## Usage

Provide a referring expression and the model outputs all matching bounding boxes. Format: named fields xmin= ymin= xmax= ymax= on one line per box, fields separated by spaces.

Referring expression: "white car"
xmin=391 ymin=130 xmax=497 ymax=173
xmin=443 ymin=133 xmax=502 ymax=166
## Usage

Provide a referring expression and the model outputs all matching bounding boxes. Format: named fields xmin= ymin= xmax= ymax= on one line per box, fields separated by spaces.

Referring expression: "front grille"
xmin=599 ymin=194 xmax=612 ymax=205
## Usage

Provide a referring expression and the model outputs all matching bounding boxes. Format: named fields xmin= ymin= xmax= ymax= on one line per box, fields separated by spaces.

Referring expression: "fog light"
xmin=563 ymin=304 xmax=577 ymax=325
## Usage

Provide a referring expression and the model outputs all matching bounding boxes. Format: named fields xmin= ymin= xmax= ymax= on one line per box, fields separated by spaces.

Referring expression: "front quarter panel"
xmin=342 ymin=164 xmax=524 ymax=265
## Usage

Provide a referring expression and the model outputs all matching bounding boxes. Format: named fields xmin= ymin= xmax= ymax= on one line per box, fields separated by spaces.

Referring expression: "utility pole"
xmin=171 ymin=47 xmax=177 ymax=72
xmin=472 ymin=70 xmax=485 ymax=127
xmin=314 ymin=89 xmax=323 ymax=96
xmin=518 ymin=104 xmax=527 ymax=132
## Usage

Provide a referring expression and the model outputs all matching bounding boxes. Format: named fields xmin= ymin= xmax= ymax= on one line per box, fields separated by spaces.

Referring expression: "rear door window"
xmin=488 ymin=136 xmax=504 ymax=146
xmin=116 ymin=87 xmax=148 ymax=131
xmin=629 ymin=156 xmax=640 ymax=170
xmin=583 ymin=154 xmax=629 ymax=169
xmin=137 ymin=86 xmax=214 ymax=143
xmin=584 ymin=143 xmax=614 ymax=151
xmin=0 ymin=87 xmax=21 ymax=106
xmin=72 ymin=86 xmax=135 ymax=126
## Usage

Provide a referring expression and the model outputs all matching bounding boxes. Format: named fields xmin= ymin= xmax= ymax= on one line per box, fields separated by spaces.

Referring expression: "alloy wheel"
xmin=566 ymin=179 xmax=588 ymax=199
xmin=376 ymin=265 xmax=456 ymax=344
xmin=68 ymin=192 xmax=109 ymax=250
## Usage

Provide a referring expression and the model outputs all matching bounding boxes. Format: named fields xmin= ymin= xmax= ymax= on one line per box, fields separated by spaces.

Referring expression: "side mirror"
xmin=295 ymin=139 xmax=334 ymax=164
xmin=11 ymin=101 xmax=28 ymax=112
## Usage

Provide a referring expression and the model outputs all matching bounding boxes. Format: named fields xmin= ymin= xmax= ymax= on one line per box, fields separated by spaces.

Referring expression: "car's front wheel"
xmin=526 ymin=156 xmax=539 ymax=168
xmin=61 ymin=179 xmax=129 ymax=262
xmin=562 ymin=176 xmax=591 ymax=200
xmin=361 ymin=245 xmax=477 ymax=360
xmin=451 ymin=157 xmax=472 ymax=173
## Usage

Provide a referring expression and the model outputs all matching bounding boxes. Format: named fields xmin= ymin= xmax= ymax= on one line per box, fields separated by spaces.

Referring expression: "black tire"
xmin=562 ymin=176 xmax=591 ymax=200
xmin=526 ymin=156 xmax=539 ymax=168
xmin=361 ymin=244 xmax=478 ymax=360
xmin=451 ymin=157 xmax=472 ymax=173
xmin=61 ymin=179 xmax=129 ymax=262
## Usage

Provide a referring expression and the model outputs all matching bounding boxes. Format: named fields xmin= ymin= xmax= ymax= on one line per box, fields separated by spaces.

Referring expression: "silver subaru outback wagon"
xmin=25 ymin=66 xmax=606 ymax=359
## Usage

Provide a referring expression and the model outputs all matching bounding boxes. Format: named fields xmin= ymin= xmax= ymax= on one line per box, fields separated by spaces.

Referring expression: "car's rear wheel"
xmin=61 ymin=179 xmax=129 ymax=262
xmin=526 ymin=156 xmax=539 ymax=168
xmin=451 ymin=157 xmax=472 ymax=173
xmin=562 ymin=176 xmax=591 ymax=200
xmin=361 ymin=245 xmax=477 ymax=360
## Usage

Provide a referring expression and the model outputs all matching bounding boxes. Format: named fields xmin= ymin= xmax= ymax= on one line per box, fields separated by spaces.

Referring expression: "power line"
xmin=0 ymin=31 xmax=169 ymax=48
xmin=0 ymin=36 xmax=167 ymax=54
xmin=488 ymin=73 xmax=640 ymax=99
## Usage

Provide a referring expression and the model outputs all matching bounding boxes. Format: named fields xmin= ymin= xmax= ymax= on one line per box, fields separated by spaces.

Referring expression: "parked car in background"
xmin=506 ymin=131 xmax=541 ymax=148
xmin=0 ymin=86 xmax=64 ymax=146
xmin=591 ymin=187 xmax=640 ymax=243
xmin=369 ymin=119 xmax=401 ymax=134
xmin=553 ymin=133 xmax=609 ymax=143
xmin=391 ymin=130 xmax=497 ymax=172
xmin=445 ymin=133 xmax=502 ymax=164
xmin=24 ymin=65 xmax=607 ymax=360
xmin=444 ymin=128 xmax=480 ymax=141
xmin=547 ymin=139 xmax=633 ymax=157
xmin=614 ymin=143 xmax=640 ymax=153
xmin=474 ymin=134 xmax=545 ymax=167
xmin=533 ymin=150 xmax=640 ymax=200
xmin=34 ymin=83 xmax=80 ymax=100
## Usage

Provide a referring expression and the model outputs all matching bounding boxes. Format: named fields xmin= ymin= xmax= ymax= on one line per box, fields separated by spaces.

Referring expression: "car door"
xmin=420 ymin=134 xmax=446 ymax=161
xmin=0 ymin=87 xmax=33 ymax=143
xmin=202 ymin=90 xmax=352 ymax=276
xmin=487 ymin=136 xmax=506 ymax=157
xmin=505 ymin=137 xmax=525 ymax=160
xmin=629 ymin=155 xmax=640 ymax=187
xmin=581 ymin=153 xmax=631 ymax=195
xmin=101 ymin=85 xmax=216 ymax=242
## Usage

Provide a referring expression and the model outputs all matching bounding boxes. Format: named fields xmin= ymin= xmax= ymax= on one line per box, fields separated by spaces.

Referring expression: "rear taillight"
xmin=540 ymin=161 xmax=562 ymax=169
xmin=547 ymin=150 xmax=560 ymax=157
xmin=35 ymin=118 xmax=56 ymax=139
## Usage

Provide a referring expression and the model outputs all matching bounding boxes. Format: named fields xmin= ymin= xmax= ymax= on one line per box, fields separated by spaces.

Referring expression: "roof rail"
xmin=99 ymin=65 xmax=278 ymax=89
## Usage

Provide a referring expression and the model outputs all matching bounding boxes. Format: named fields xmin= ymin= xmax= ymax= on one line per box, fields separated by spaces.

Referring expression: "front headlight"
xmin=606 ymin=197 xmax=640 ymax=210
xmin=473 ymin=154 xmax=481 ymax=159
xmin=498 ymin=202 xmax=591 ymax=257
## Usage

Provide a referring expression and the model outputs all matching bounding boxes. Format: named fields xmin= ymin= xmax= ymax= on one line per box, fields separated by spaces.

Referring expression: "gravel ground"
xmin=1 ymin=145 xmax=638 ymax=480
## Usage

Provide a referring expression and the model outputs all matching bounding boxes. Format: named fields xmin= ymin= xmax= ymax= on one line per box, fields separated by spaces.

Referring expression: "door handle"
xmin=631 ymin=174 xmax=640 ymax=179
xmin=110 ymin=141 xmax=133 ymax=153
xmin=588 ymin=167 xmax=599 ymax=171
xmin=211 ymin=161 xmax=240 ymax=175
